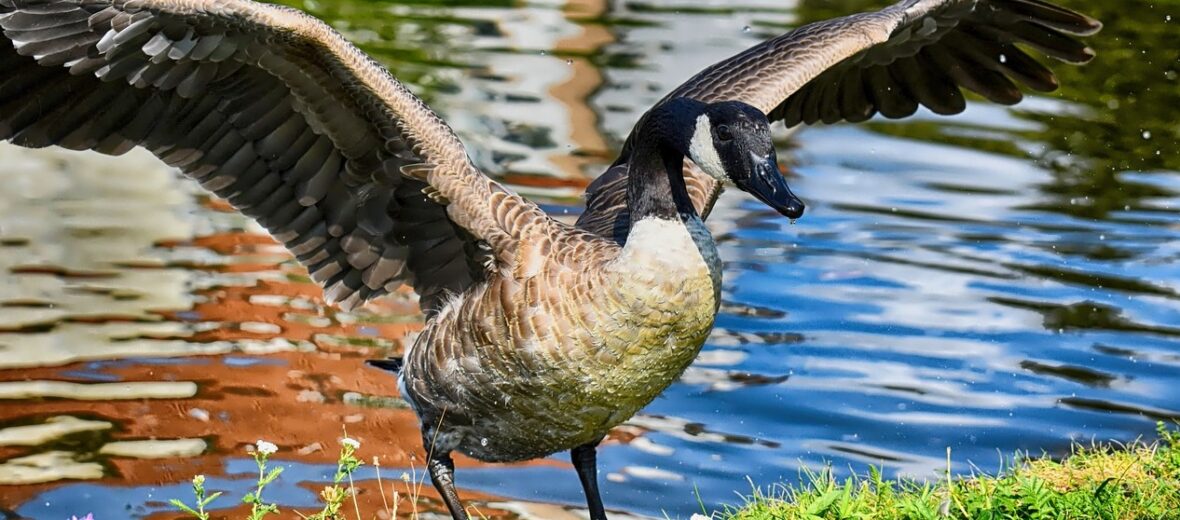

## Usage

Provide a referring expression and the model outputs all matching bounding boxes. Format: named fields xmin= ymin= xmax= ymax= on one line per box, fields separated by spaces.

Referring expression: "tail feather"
xmin=366 ymin=357 xmax=404 ymax=374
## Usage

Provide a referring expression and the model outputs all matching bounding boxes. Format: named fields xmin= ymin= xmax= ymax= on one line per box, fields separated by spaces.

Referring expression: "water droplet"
xmin=1167 ymin=15 xmax=1173 ymax=22
xmin=999 ymin=53 xmax=1007 ymax=63
xmin=742 ymin=25 xmax=751 ymax=33
xmin=1142 ymin=130 xmax=1152 ymax=139
xmin=480 ymin=437 xmax=489 ymax=447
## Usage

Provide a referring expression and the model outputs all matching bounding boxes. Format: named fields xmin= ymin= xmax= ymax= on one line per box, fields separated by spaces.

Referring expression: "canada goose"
xmin=0 ymin=0 xmax=1099 ymax=518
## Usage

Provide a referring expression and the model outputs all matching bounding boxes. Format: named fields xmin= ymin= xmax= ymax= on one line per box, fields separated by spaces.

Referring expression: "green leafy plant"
xmin=244 ymin=440 xmax=283 ymax=520
xmin=306 ymin=437 xmax=365 ymax=520
xmin=171 ymin=475 xmax=223 ymax=520
xmin=170 ymin=435 xmax=400 ymax=520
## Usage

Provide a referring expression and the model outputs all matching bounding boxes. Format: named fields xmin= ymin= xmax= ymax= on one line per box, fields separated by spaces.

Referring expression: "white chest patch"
xmin=688 ymin=114 xmax=728 ymax=183
xmin=620 ymin=216 xmax=721 ymax=285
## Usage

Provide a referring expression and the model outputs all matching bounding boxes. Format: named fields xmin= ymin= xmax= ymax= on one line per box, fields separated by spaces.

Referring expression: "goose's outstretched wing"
xmin=0 ymin=0 xmax=544 ymax=313
xmin=578 ymin=0 xmax=1100 ymax=238
xmin=672 ymin=0 xmax=1101 ymax=124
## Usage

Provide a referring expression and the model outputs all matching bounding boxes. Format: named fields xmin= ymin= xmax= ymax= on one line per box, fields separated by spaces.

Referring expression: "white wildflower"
xmin=400 ymin=472 xmax=411 ymax=482
xmin=340 ymin=437 xmax=361 ymax=449
xmin=255 ymin=440 xmax=278 ymax=455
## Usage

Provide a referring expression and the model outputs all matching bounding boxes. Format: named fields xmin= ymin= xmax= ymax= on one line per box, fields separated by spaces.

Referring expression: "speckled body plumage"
xmin=403 ymin=213 xmax=722 ymax=463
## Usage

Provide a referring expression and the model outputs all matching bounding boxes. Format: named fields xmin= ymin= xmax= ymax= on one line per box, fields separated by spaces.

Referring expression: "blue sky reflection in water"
xmin=1 ymin=0 xmax=1178 ymax=518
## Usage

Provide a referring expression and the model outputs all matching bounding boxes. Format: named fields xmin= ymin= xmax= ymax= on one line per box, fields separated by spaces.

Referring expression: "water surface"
xmin=0 ymin=0 xmax=1177 ymax=518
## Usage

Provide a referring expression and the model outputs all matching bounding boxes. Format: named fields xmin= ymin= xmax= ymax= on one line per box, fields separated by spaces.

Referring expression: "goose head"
xmin=682 ymin=100 xmax=806 ymax=219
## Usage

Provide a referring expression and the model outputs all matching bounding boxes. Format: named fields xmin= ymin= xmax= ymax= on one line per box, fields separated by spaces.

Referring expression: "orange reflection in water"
xmin=0 ymin=224 xmax=572 ymax=518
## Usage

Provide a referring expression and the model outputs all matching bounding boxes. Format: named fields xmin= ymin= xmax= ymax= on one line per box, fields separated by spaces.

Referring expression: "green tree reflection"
xmin=271 ymin=0 xmax=514 ymax=105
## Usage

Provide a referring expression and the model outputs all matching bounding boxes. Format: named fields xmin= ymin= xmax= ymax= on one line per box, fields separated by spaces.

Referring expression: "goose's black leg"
xmin=571 ymin=437 xmax=608 ymax=520
xmin=426 ymin=450 xmax=468 ymax=520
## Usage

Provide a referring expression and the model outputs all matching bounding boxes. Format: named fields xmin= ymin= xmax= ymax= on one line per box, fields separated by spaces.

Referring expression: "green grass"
xmin=721 ymin=422 xmax=1180 ymax=520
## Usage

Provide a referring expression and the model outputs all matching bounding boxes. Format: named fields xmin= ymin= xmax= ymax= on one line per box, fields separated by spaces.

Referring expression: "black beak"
xmin=734 ymin=154 xmax=805 ymax=219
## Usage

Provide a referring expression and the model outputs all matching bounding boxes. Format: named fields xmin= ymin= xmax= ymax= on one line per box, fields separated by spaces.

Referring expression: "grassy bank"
xmin=723 ymin=422 xmax=1180 ymax=520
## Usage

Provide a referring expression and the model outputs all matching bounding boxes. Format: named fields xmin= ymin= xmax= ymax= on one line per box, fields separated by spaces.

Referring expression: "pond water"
xmin=0 ymin=0 xmax=1177 ymax=518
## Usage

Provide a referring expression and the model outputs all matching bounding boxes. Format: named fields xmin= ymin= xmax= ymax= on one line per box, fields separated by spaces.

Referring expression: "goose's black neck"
xmin=626 ymin=98 xmax=705 ymax=224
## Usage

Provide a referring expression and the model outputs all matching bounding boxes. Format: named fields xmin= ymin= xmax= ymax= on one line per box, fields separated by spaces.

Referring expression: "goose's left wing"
xmin=0 ymin=0 xmax=548 ymax=314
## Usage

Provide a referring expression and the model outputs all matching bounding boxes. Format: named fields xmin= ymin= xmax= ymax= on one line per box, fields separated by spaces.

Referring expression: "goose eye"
xmin=716 ymin=124 xmax=733 ymax=142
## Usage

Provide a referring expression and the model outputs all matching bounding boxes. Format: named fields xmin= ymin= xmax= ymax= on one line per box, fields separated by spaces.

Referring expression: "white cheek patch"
xmin=688 ymin=114 xmax=728 ymax=183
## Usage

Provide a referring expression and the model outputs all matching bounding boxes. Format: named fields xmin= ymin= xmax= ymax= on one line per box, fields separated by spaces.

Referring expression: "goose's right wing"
xmin=0 ymin=0 xmax=545 ymax=313
xmin=670 ymin=0 xmax=1102 ymax=124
